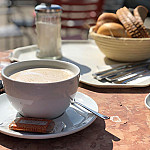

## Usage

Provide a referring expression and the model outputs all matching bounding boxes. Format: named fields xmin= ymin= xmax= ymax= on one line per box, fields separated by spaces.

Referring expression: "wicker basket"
xmin=89 ymin=26 xmax=150 ymax=62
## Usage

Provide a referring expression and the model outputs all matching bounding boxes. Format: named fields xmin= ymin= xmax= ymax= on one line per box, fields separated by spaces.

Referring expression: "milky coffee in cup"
xmin=2 ymin=60 xmax=80 ymax=119
xmin=9 ymin=68 xmax=74 ymax=83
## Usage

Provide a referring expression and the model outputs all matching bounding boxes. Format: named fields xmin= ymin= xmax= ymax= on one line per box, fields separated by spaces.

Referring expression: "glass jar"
xmin=35 ymin=3 xmax=62 ymax=59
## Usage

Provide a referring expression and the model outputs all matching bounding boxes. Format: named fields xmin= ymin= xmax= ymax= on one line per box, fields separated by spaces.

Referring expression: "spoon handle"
xmin=73 ymin=101 xmax=110 ymax=120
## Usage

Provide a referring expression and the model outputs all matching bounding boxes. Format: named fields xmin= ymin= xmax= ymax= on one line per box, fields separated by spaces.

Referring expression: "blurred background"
xmin=0 ymin=0 xmax=149 ymax=51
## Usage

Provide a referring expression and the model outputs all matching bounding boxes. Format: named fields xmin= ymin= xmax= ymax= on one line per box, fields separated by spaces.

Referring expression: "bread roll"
xmin=97 ymin=22 xmax=130 ymax=37
xmin=94 ymin=13 xmax=120 ymax=32
xmin=97 ymin=13 xmax=120 ymax=23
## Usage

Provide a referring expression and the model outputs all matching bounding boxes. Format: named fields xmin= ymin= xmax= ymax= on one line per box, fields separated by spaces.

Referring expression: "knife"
xmin=113 ymin=70 xmax=150 ymax=84
xmin=105 ymin=65 xmax=149 ymax=82
xmin=93 ymin=62 xmax=150 ymax=81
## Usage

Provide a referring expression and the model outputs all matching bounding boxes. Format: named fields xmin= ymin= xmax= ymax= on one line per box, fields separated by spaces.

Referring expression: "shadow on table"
xmin=80 ymin=82 xmax=150 ymax=94
xmin=103 ymin=57 xmax=124 ymax=66
xmin=103 ymin=55 xmax=150 ymax=66
xmin=0 ymin=118 xmax=120 ymax=150
xmin=62 ymin=57 xmax=91 ymax=75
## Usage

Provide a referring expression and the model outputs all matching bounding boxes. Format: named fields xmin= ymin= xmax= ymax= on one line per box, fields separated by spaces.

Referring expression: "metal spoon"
xmin=70 ymin=98 xmax=110 ymax=120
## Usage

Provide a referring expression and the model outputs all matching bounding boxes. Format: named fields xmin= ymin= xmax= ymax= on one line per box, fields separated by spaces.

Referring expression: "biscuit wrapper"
xmin=9 ymin=117 xmax=55 ymax=133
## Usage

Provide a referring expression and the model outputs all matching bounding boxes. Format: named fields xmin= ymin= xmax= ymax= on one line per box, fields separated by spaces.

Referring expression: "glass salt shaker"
xmin=35 ymin=3 xmax=62 ymax=59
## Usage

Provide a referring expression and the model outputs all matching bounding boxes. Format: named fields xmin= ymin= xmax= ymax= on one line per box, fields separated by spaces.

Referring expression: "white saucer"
xmin=145 ymin=93 xmax=150 ymax=109
xmin=0 ymin=92 xmax=98 ymax=139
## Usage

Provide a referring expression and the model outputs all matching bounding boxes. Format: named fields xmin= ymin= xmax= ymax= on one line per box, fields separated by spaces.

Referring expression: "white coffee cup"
xmin=1 ymin=60 xmax=80 ymax=119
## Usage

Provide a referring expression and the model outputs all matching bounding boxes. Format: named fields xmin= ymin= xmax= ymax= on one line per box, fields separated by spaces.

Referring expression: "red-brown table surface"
xmin=0 ymin=51 xmax=150 ymax=150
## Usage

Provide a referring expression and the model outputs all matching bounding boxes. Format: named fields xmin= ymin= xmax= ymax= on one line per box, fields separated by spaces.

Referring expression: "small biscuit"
xmin=9 ymin=117 xmax=55 ymax=133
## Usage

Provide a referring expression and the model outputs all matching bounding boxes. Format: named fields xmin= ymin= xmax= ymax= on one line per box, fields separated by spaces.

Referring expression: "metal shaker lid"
xmin=35 ymin=3 xmax=62 ymax=13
